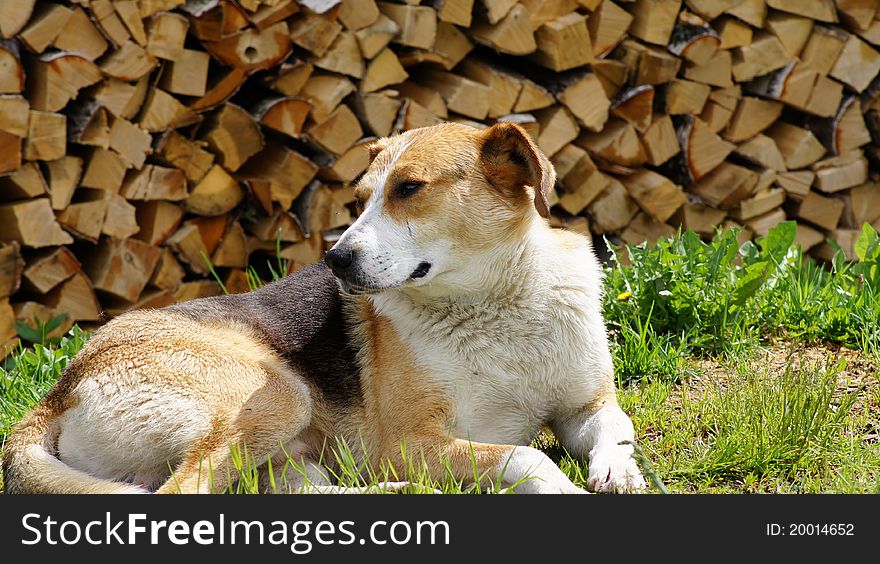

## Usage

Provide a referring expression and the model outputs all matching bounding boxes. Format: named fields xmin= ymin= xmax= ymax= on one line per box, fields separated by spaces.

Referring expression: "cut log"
xmin=351 ymin=91 xmax=403 ymax=137
xmin=313 ymin=31 xmax=364 ymax=79
xmin=576 ymin=119 xmax=648 ymax=167
xmin=803 ymin=75 xmax=844 ymax=118
xmin=396 ymin=81 xmax=449 ymax=118
xmin=800 ymin=25 xmax=848 ymax=75
xmin=299 ymin=74 xmax=356 ymax=123
xmin=211 ymin=222 xmax=250 ymax=268
xmin=108 ymin=117 xmax=152 ymax=169
xmin=611 ymin=85 xmax=654 ymax=133
xmin=24 ymin=111 xmax=66 ymax=161
xmin=766 ymin=122 xmax=827 ymax=169
xmin=102 ymin=192 xmax=140 ymax=238
xmin=513 ymin=77 xmax=554 ymax=112
xmin=457 ymin=59 xmax=523 ymax=119
xmin=683 ymin=49 xmax=732 ymax=88
xmin=620 ymin=169 xmax=687 ymax=222
xmin=435 ymin=0 xmax=474 ymax=27
xmin=797 ymin=189 xmax=844 ymax=230
xmin=252 ymin=96 xmax=311 ymax=139
xmin=628 ymin=0 xmax=681 ymax=46
xmin=166 ymin=223 xmax=210 ymax=274
xmin=807 ymin=96 xmax=873 ymax=156
xmin=250 ymin=211 xmax=306 ymax=243
xmin=13 ymin=301 xmax=74 ymax=342
xmin=620 ymin=212 xmax=676 ymax=246
xmin=765 ymin=11 xmax=814 ymax=57
xmin=17 ymin=3 xmax=72 ymax=53
xmin=186 ymin=165 xmax=244 ymax=216
xmin=80 ymin=148 xmax=128 ymax=192
xmin=22 ymin=247 xmax=80 ymax=294
xmin=361 ymin=47 xmax=408 ymax=93
xmin=160 ymin=48 xmax=211 ymax=96
xmin=641 ymin=114 xmax=680 ymax=166
xmin=670 ymin=115 xmax=734 ymax=182
xmin=531 ymin=13 xmax=593 ymax=71
xmin=0 ymin=130 xmax=19 ymax=174
xmin=269 ymin=61 xmax=314 ymax=97
xmin=0 ymin=242 xmax=23 ymax=298
xmin=732 ymin=32 xmax=792 ymax=82
xmin=794 ymin=222 xmax=825 ymax=251
xmin=120 ymin=164 xmax=187 ymax=201
xmin=766 ymin=0 xmax=838 ymax=24
xmin=135 ymin=200 xmax=185 ymax=246
xmin=354 ymin=14 xmax=399 ymax=59
xmin=289 ymin=8 xmax=343 ymax=57
xmin=0 ymin=199 xmax=73 ymax=248
xmin=190 ymin=68 xmax=248 ymax=112
xmin=745 ymin=61 xmax=819 ymax=110
xmin=42 ymin=272 xmax=102 ymax=321
xmin=664 ymin=78 xmax=711 ymax=115
xmin=150 ymin=248 xmax=185 ymax=292
xmin=139 ymin=88 xmax=201 ymax=131
xmin=45 ymin=156 xmax=83 ymax=211
xmin=735 ymin=134 xmax=788 ymax=171
xmin=0 ymin=162 xmax=46 ymax=200
xmin=99 ymin=40 xmax=157 ymax=81
xmin=723 ymin=97 xmax=783 ymax=143
xmin=730 ymin=188 xmax=787 ymax=221
xmin=534 ymin=106 xmax=579 ymax=158
xmin=0 ymin=0 xmax=36 ymax=39
xmin=668 ymin=12 xmax=720 ymax=67
xmin=844 ymin=182 xmax=880 ymax=227
xmin=202 ymin=104 xmax=264 ymax=172
xmin=550 ymin=144 xmax=608 ymax=215
xmin=306 ymin=104 xmax=364 ymax=154
xmin=556 ymin=73 xmax=610 ymax=132
xmin=587 ymin=178 xmax=640 ymax=232
xmin=689 ymin=162 xmax=759 ymax=208
xmin=83 ymin=237 xmax=161 ymax=302
xmin=717 ymin=16 xmax=753 ymax=49
xmin=91 ymin=76 xmax=149 ymax=119
xmin=776 ymin=170 xmax=815 ymax=201
xmin=811 ymin=151 xmax=869 ymax=193
xmin=686 ymin=0 xmax=740 ymax=19
xmin=57 ymin=193 xmax=108 ymax=243
xmin=417 ymin=70 xmax=491 ymax=120
xmin=145 ymin=11 xmax=189 ymax=61
xmin=0 ymin=39 xmax=24 ymax=94
xmin=377 ymin=2 xmax=437 ymax=49
xmin=203 ymin=21 xmax=292 ymax=72
xmin=238 ymin=143 xmax=319 ymax=209
xmin=29 ymin=53 xmax=102 ymax=112
xmin=471 ymin=3 xmax=536 ymax=55
xmin=671 ymin=201 xmax=727 ymax=237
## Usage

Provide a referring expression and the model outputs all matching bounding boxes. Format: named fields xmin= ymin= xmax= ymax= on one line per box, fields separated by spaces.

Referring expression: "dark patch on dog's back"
xmin=168 ymin=264 xmax=361 ymax=406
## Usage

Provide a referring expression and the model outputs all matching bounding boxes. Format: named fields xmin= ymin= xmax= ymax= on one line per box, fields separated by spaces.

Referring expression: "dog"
xmin=3 ymin=122 xmax=646 ymax=494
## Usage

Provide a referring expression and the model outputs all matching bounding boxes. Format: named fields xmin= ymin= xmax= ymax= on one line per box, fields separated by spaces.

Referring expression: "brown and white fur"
xmin=2 ymin=122 xmax=645 ymax=494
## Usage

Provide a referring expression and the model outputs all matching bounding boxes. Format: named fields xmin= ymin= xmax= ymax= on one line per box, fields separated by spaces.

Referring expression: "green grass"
xmin=2 ymin=222 xmax=879 ymax=493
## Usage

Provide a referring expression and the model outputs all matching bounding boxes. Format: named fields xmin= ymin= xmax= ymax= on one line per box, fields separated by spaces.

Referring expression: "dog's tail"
xmin=3 ymin=403 xmax=145 ymax=494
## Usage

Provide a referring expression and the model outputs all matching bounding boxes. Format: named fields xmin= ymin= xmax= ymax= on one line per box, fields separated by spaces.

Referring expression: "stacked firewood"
xmin=1 ymin=0 xmax=879 ymax=355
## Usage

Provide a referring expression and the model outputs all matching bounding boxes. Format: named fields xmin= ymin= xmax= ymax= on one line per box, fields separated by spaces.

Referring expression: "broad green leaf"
xmin=757 ymin=221 xmax=796 ymax=263
xmin=854 ymin=222 xmax=879 ymax=263
xmin=733 ymin=261 xmax=770 ymax=306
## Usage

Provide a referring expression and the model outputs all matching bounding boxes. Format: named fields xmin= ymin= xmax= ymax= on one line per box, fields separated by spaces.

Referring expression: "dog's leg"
xmin=552 ymin=395 xmax=646 ymax=493
xmin=155 ymin=363 xmax=312 ymax=494
xmin=387 ymin=436 xmax=586 ymax=494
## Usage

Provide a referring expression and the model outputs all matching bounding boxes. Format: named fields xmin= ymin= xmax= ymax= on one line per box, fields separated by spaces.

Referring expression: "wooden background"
xmin=1 ymin=0 xmax=879 ymax=356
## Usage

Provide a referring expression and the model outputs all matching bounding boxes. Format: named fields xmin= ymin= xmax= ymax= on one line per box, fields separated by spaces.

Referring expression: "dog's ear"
xmin=367 ymin=137 xmax=393 ymax=161
xmin=478 ymin=122 xmax=556 ymax=218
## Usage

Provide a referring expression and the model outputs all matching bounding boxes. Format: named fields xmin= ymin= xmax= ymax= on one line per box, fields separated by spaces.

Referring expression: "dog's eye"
xmin=396 ymin=181 xmax=424 ymax=198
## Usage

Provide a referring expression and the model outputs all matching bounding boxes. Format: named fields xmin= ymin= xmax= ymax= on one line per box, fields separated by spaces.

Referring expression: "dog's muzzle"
xmin=324 ymin=247 xmax=355 ymax=278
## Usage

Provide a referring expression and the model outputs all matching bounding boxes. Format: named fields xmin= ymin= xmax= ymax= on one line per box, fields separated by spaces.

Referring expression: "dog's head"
xmin=325 ymin=122 xmax=556 ymax=295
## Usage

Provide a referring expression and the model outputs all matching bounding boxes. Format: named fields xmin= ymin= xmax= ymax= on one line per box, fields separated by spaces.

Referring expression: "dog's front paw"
xmin=587 ymin=446 xmax=646 ymax=493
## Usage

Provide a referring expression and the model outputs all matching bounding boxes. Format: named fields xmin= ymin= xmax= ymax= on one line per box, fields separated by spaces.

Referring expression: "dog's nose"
xmin=325 ymin=247 xmax=355 ymax=276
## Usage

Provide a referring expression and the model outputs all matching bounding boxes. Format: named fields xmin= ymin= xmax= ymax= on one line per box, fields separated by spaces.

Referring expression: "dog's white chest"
xmin=374 ymin=291 xmax=608 ymax=446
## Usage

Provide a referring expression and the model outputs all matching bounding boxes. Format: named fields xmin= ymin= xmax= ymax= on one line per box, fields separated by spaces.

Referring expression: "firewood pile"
xmin=1 ymin=0 xmax=879 ymax=355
